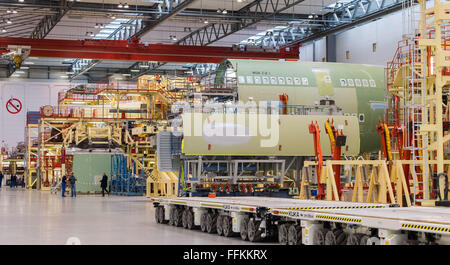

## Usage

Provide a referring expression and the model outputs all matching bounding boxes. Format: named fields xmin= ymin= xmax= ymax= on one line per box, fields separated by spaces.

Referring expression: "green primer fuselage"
xmin=217 ymin=59 xmax=386 ymax=153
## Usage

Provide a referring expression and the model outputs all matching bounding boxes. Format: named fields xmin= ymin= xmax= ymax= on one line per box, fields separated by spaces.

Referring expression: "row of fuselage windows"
xmin=237 ymin=75 xmax=377 ymax=88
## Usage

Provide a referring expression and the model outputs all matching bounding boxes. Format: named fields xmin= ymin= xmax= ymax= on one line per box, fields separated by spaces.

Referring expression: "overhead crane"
xmin=0 ymin=37 xmax=299 ymax=64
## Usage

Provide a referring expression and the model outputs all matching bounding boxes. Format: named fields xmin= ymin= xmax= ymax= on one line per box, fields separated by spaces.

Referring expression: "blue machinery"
xmin=110 ymin=154 xmax=147 ymax=196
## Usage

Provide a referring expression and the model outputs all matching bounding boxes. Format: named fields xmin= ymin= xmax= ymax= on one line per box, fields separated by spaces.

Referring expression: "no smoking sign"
xmin=6 ymin=98 xmax=22 ymax=114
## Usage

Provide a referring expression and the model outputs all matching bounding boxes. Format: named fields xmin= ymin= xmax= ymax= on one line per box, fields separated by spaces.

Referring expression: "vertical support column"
xmin=326 ymin=34 xmax=337 ymax=62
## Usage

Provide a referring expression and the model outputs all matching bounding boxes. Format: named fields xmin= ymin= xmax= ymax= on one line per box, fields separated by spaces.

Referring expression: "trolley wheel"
xmin=312 ymin=228 xmax=329 ymax=245
xmin=325 ymin=229 xmax=347 ymax=245
xmin=158 ymin=207 xmax=167 ymax=224
xmin=169 ymin=207 xmax=176 ymax=226
xmin=346 ymin=233 xmax=364 ymax=245
xmin=216 ymin=215 xmax=224 ymax=236
xmin=247 ymin=219 xmax=262 ymax=242
xmin=240 ymin=217 xmax=249 ymax=241
xmin=200 ymin=213 xmax=208 ymax=232
xmin=287 ymin=225 xmax=302 ymax=245
xmin=278 ymin=224 xmax=289 ymax=245
xmin=182 ymin=209 xmax=189 ymax=229
xmin=206 ymin=213 xmax=218 ymax=234
xmin=222 ymin=216 xmax=234 ymax=237
xmin=360 ymin=235 xmax=370 ymax=245
xmin=173 ymin=208 xmax=183 ymax=227
xmin=186 ymin=210 xmax=195 ymax=230
xmin=155 ymin=207 xmax=161 ymax=223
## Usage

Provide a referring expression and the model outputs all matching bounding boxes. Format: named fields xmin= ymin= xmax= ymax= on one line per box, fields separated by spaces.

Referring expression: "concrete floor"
xmin=0 ymin=187 xmax=264 ymax=245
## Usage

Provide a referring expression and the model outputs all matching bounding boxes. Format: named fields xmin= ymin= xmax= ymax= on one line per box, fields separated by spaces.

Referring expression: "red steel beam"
xmin=0 ymin=37 xmax=299 ymax=63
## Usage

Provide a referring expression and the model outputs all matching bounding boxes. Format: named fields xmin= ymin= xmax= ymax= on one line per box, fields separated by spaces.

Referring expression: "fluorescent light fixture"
xmin=20 ymin=66 xmax=29 ymax=70
xmin=60 ymin=75 xmax=68 ymax=78
xmin=15 ymin=71 xmax=25 ymax=74
xmin=139 ymin=64 xmax=149 ymax=68
xmin=23 ymin=61 xmax=34 ymax=65
xmin=28 ymin=57 xmax=39 ymax=60
xmin=122 ymin=73 xmax=131 ymax=76
xmin=11 ymin=74 xmax=20 ymax=77
xmin=130 ymin=69 xmax=140 ymax=72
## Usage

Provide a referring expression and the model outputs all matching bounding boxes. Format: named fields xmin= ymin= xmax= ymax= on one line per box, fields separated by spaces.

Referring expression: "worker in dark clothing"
xmin=0 ymin=171 xmax=3 ymax=188
xmin=10 ymin=175 xmax=16 ymax=188
xmin=69 ymin=173 xmax=77 ymax=197
xmin=100 ymin=173 xmax=109 ymax=197
xmin=61 ymin=175 xmax=67 ymax=197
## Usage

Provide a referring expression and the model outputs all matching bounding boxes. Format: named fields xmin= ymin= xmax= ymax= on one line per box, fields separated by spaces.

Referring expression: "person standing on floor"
xmin=10 ymin=175 xmax=16 ymax=188
xmin=61 ymin=174 xmax=67 ymax=197
xmin=69 ymin=173 xmax=77 ymax=197
xmin=0 ymin=171 xmax=3 ymax=188
xmin=100 ymin=173 xmax=109 ymax=197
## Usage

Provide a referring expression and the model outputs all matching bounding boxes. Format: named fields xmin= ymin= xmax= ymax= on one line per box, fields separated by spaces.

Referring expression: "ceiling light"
xmin=139 ymin=64 xmax=149 ymax=68
xmin=124 ymin=3 xmax=129 ymax=8
xmin=12 ymin=10 xmax=17 ymax=14
xmin=308 ymin=15 xmax=313 ymax=19
xmin=60 ymin=75 xmax=68 ymax=78
xmin=122 ymin=73 xmax=131 ymax=76
xmin=6 ymin=19 xmax=12 ymax=24
xmin=16 ymin=71 xmax=25 ymax=74
xmin=118 ymin=3 xmax=123 ymax=8
xmin=6 ymin=9 xmax=11 ymax=14
xmin=1 ymin=28 xmax=6 ymax=33
xmin=20 ymin=66 xmax=29 ymax=70
xmin=130 ymin=69 xmax=140 ymax=72
xmin=222 ymin=10 xmax=227 ymax=14
xmin=18 ymin=0 xmax=24 ymax=2
xmin=203 ymin=19 xmax=209 ymax=24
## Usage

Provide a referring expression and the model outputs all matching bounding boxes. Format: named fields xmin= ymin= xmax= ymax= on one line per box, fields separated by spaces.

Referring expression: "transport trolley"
xmin=150 ymin=196 xmax=450 ymax=245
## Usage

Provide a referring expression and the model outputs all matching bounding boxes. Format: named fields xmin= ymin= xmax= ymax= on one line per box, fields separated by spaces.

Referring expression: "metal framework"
xmin=129 ymin=0 xmax=307 ymax=78
xmin=252 ymin=0 xmax=410 ymax=48
xmin=131 ymin=0 xmax=196 ymax=39
xmin=30 ymin=0 xmax=73 ymax=39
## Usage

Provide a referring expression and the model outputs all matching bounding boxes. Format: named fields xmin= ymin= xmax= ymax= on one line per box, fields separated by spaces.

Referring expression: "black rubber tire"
xmin=200 ymin=213 xmax=208 ymax=232
xmin=155 ymin=207 xmax=161 ymax=223
xmin=313 ymin=228 xmax=329 ymax=245
xmin=360 ymin=235 xmax=370 ymax=245
xmin=182 ymin=209 xmax=189 ymax=229
xmin=346 ymin=233 xmax=364 ymax=245
xmin=160 ymin=207 xmax=168 ymax=224
xmin=173 ymin=208 xmax=183 ymax=227
xmin=222 ymin=216 xmax=234 ymax=237
xmin=206 ymin=213 xmax=218 ymax=234
xmin=216 ymin=215 xmax=224 ymax=236
xmin=247 ymin=219 xmax=262 ymax=242
xmin=278 ymin=224 xmax=289 ymax=245
xmin=169 ymin=207 xmax=176 ymax=226
xmin=287 ymin=225 xmax=302 ymax=245
xmin=325 ymin=229 xmax=347 ymax=245
xmin=186 ymin=210 xmax=195 ymax=230
xmin=240 ymin=217 xmax=249 ymax=241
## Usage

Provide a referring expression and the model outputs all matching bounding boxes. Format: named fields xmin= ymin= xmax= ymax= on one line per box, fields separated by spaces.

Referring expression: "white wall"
xmin=299 ymin=37 xmax=326 ymax=62
xmin=335 ymin=11 xmax=404 ymax=66
xmin=299 ymin=5 xmax=423 ymax=66
xmin=0 ymin=80 xmax=71 ymax=149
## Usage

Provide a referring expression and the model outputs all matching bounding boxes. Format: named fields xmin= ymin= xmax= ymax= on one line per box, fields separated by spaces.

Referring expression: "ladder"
xmin=401 ymin=0 xmax=428 ymax=203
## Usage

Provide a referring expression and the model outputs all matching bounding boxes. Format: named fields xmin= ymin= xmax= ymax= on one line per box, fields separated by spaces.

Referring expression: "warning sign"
xmin=6 ymin=98 xmax=22 ymax=114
